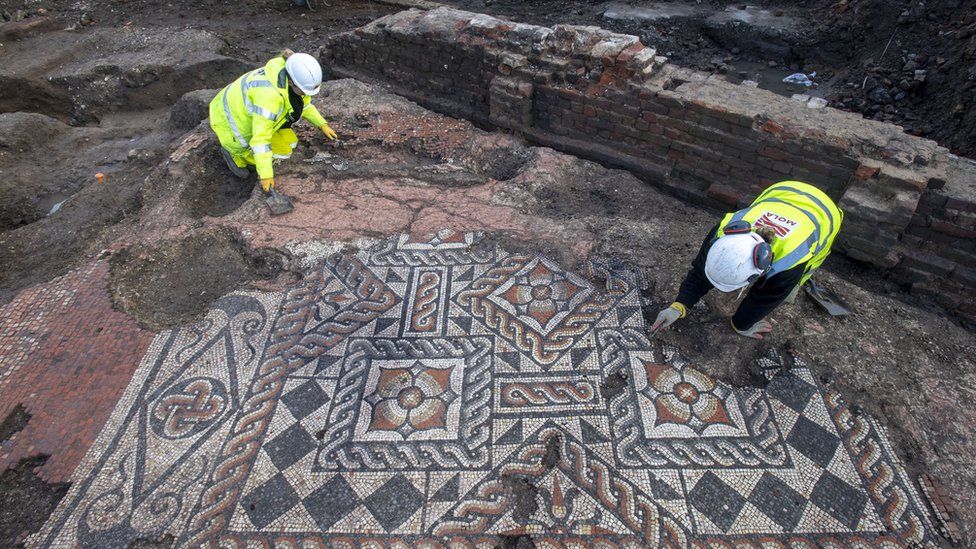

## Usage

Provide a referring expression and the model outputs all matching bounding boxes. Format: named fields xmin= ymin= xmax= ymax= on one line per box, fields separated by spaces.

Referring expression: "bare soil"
xmin=0 ymin=0 xmax=395 ymax=304
xmin=108 ymin=228 xmax=284 ymax=330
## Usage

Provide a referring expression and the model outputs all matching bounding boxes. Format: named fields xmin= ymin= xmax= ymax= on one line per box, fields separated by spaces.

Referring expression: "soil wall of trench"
xmin=324 ymin=7 xmax=976 ymax=326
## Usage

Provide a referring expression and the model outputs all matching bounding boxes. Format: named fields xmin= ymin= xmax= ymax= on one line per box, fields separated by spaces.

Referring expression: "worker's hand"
xmin=649 ymin=302 xmax=686 ymax=336
xmin=260 ymin=178 xmax=274 ymax=193
xmin=320 ymin=122 xmax=338 ymax=141
xmin=731 ymin=319 xmax=772 ymax=340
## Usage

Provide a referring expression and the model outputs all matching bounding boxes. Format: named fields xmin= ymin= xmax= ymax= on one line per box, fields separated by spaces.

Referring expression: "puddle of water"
xmin=705 ymin=5 xmax=797 ymax=31
xmin=723 ymin=61 xmax=825 ymax=98
xmin=602 ymin=2 xmax=700 ymax=22
xmin=38 ymin=191 xmax=74 ymax=217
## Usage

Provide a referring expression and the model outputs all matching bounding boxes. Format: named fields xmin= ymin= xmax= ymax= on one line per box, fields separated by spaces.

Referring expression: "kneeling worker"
xmin=651 ymin=181 xmax=843 ymax=339
xmin=209 ymin=50 xmax=338 ymax=207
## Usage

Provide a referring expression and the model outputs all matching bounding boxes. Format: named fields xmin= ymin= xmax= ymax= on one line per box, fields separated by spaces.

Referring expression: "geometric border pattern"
xmin=29 ymin=231 xmax=940 ymax=548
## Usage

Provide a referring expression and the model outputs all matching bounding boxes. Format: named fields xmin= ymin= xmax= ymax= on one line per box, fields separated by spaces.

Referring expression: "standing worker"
xmin=650 ymin=181 xmax=843 ymax=339
xmin=209 ymin=49 xmax=339 ymax=213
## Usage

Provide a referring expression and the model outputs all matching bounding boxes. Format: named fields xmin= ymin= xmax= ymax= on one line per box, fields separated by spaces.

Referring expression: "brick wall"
xmin=325 ymin=8 xmax=976 ymax=323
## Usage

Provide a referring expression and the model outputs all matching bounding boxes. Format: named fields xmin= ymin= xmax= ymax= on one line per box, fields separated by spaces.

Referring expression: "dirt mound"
xmin=0 ymin=26 xmax=248 ymax=124
xmin=0 ymin=113 xmax=105 ymax=230
xmin=179 ymin=135 xmax=256 ymax=219
xmin=169 ymin=89 xmax=218 ymax=131
xmin=0 ymin=456 xmax=69 ymax=548
xmin=814 ymin=0 xmax=976 ymax=156
xmin=0 ymin=23 xmax=253 ymax=303
xmin=108 ymin=228 xmax=283 ymax=330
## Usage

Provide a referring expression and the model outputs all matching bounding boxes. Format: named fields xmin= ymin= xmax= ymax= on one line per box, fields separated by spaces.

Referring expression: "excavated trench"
xmin=0 ymin=25 xmax=253 ymax=304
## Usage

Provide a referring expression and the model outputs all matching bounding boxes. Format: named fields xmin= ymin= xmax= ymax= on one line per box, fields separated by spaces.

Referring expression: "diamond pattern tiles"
xmin=32 ymin=231 xmax=939 ymax=548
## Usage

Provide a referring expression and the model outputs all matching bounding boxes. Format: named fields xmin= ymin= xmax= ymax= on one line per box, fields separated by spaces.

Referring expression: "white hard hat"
xmin=285 ymin=53 xmax=323 ymax=96
xmin=704 ymin=232 xmax=768 ymax=292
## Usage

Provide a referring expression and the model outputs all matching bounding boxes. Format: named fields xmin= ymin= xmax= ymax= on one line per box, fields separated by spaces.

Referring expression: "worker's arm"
xmin=301 ymin=102 xmax=328 ymax=129
xmin=730 ymin=263 xmax=805 ymax=330
xmin=674 ymin=225 xmax=719 ymax=309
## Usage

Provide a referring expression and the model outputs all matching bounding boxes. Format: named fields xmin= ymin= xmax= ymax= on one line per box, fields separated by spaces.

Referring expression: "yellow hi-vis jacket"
xmin=209 ymin=56 xmax=327 ymax=180
xmin=717 ymin=181 xmax=844 ymax=283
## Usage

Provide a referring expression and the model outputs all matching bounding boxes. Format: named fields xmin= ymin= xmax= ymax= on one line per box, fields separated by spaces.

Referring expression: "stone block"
xmin=930 ymin=220 xmax=976 ymax=239
xmin=901 ymin=249 xmax=957 ymax=277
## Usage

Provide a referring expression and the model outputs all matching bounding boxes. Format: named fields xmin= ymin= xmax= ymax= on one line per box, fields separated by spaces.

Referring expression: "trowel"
xmin=265 ymin=189 xmax=294 ymax=216
xmin=804 ymin=279 xmax=852 ymax=316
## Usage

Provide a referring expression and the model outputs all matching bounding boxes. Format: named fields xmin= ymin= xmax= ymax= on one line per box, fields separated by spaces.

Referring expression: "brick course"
xmin=326 ymin=7 xmax=976 ymax=323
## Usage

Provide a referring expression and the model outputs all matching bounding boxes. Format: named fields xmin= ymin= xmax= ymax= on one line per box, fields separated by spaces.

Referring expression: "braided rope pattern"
xmin=500 ymin=380 xmax=596 ymax=406
xmin=433 ymin=426 xmax=690 ymax=546
xmin=184 ymin=254 xmax=397 ymax=546
xmin=409 ymin=271 xmax=441 ymax=332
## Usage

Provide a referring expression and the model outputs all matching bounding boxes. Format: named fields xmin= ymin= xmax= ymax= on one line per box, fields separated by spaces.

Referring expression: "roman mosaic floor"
xmin=29 ymin=231 xmax=937 ymax=547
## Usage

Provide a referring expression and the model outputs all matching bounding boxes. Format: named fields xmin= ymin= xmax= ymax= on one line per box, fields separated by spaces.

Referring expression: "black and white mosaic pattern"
xmin=30 ymin=232 xmax=938 ymax=547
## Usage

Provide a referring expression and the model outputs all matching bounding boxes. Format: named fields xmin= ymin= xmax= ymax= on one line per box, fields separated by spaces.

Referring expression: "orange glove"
xmin=260 ymin=178 xmax=274 ymax=193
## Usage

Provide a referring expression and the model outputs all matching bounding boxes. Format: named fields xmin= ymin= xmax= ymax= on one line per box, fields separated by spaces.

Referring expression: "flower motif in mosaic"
xmin=495 ymin=260 xmax=586 ymax=332
xmin=641 ymin=360 xmax=733 ymax=433
xmin=365 ymin=360 xmax=458 ymax=437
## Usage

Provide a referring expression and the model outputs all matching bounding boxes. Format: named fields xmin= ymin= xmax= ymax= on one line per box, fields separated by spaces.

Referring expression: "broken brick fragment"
xmin=854 ymin=164 xmax=880 ymax=180
xmin=759 ymin=119 xmax=784 ymax=135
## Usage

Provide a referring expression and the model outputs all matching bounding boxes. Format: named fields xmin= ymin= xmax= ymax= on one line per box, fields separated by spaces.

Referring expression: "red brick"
xmin=931 ymin=219 xmax=976 ymax=239
xmin=615 ymin=43 xmax=645 ymax=64
xmin=760 ymin=146 xmax=789 ymax=161
xmin=706 ymin=184 xmax=743 ymax=206
xmin=759 ymin=119 xmax=784 ymax=135
xmin=854 ymin=164 xmax=880 ymax=180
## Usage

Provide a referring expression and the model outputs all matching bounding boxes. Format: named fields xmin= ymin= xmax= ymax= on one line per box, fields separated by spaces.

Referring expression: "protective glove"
xmin=731 ymin=318 xmax=772 ymax=340
xmin=320 ymin=122 xmax=338 ymax=141
xmin=649 ymin=302 xmax=686 ymax=336
xmin=260 ymin=178 xmax=274 ymax=193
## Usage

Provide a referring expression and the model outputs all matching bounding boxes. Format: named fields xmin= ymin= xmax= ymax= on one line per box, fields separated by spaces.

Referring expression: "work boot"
xmin=220 ymin=147 xmax=250 ymax=179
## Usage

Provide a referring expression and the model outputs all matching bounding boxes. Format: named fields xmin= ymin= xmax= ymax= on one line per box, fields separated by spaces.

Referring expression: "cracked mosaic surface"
xmin=30 ymin=232 xmax=938 ymax=547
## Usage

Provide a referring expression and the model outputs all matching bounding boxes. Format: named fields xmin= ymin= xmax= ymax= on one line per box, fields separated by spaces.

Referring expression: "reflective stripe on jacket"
xmin=716 ymin=181 xmax=843 ymax=277
xmin=209 ymin=56 xmax=327 ymax=179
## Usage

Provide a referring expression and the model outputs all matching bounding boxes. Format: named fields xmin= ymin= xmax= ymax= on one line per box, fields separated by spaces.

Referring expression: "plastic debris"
xmin=48 ymin=200 xmax=66 ymax=215
xmin=807 ymin=97 xmax=828 ymax=109
xmin=783 ymin=72 xmax=817 ymax=87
